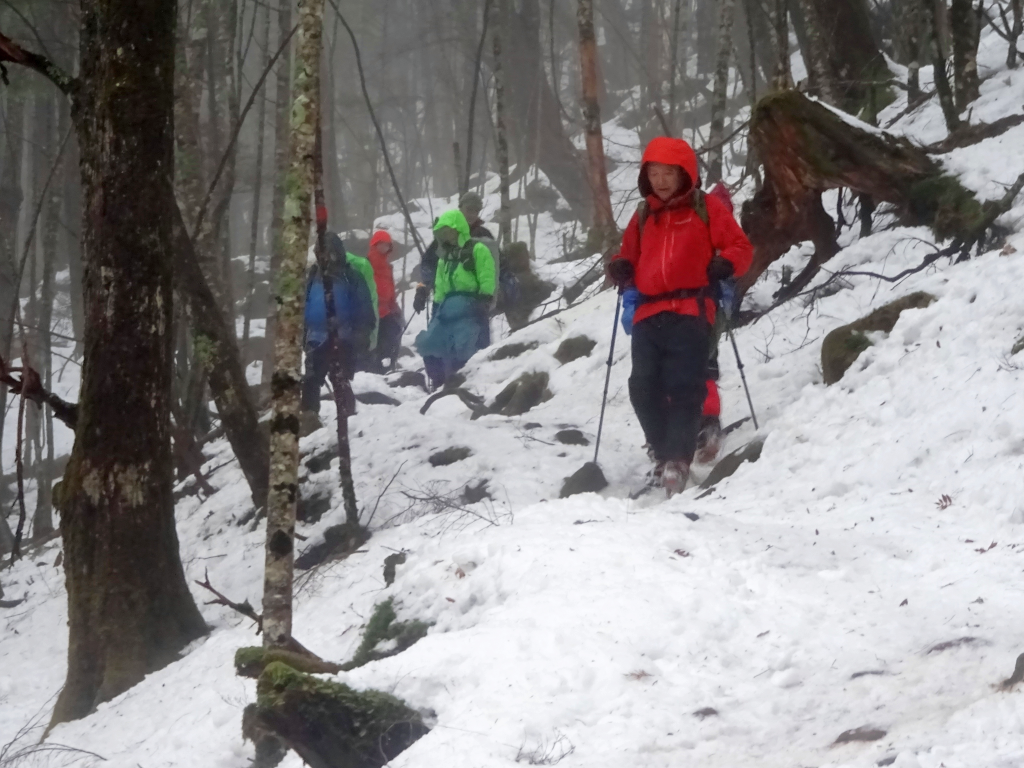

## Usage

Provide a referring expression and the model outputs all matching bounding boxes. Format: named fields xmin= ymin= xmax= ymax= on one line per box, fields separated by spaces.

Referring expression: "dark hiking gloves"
xmin=414 ymin=284 xmax=430 ymax=313
xmin=607 ymin=258 xmax=634 ymax=289
xmin=707 ymin=255 xmax=734 ymax=282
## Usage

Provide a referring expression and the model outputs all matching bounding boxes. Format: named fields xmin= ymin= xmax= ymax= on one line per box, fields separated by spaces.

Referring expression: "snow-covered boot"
xmin=662 ymin=460 xmax=690 ymax=497
xmin=695 ymin=417 xmax=723 ymax=464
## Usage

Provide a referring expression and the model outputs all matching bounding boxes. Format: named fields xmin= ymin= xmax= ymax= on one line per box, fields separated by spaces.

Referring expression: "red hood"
xmin=369 ymin=230 xmax=392 ymax=249
xmin=638 ymin=137 xmax=700 ymax=198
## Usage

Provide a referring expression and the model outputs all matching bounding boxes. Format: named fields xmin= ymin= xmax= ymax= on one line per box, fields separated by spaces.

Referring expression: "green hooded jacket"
xmin=432 ymin=209 xmax=496 ymax=305
xmin=346 ymin=252 xmax=379 ymax=349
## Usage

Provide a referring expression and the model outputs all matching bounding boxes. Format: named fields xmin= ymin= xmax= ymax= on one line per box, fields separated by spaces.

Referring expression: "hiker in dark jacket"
xmin=607 ymin=137 xmax=752 ymax=495
xmin=300 ymin=233 xmax=377 ymax=432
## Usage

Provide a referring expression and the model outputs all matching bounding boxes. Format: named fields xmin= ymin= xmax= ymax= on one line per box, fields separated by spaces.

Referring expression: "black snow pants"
xmin=628 ymin=311 xmax=710 ymax=463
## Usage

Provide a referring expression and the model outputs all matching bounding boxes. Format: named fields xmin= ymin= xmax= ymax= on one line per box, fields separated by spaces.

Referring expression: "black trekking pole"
xmin=592 ymin=289 xmax=623 ymax=464
xmin=721 ymin=311 xmax=759 ymax=431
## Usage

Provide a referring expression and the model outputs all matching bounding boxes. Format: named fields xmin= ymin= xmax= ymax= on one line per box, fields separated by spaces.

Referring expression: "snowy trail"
xmin=6 ymin=26 xmax=1024 ymax=768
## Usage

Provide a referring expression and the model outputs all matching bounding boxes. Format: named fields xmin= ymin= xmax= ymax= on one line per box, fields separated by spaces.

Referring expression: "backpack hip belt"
xmin=637 ymin=286 xmax=711 ymax=323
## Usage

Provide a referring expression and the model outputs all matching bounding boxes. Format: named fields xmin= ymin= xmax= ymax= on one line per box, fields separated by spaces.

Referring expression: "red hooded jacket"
xmin=367 ymin=230 xmax=398 ymax=318
xmin=612 ymin=137 xmax=752 ymax=325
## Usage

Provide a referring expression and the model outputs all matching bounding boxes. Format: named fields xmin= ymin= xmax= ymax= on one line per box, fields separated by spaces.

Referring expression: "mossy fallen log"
xmin=247 ymin=662 xmax=428 ymax=768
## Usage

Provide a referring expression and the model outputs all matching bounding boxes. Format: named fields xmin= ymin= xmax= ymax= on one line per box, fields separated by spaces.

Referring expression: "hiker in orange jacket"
xmin=366 ymin=230 xmax=404 ymax=371
xmin=607 ymin=136 xmax=752 ymax=495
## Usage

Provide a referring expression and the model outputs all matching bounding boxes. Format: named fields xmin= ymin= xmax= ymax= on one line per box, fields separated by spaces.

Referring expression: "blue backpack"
xmin=304 ymin=261 xmax=376 ymax=348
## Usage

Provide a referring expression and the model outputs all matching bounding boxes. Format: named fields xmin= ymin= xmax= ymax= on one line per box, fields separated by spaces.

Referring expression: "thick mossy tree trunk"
xmin=739 ymin=90 xmax=995 ymax=300
xmin=51 ymin=0 xmax=208 ymax=726
xmin=263 ymin=0 xmax=322 ymax=649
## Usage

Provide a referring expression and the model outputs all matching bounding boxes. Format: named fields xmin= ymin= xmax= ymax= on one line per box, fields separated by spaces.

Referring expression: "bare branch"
xmin=0 ymin=29 xmax=77 ymax=96
xmin=195 ymin=568 xmax=263 ymax=633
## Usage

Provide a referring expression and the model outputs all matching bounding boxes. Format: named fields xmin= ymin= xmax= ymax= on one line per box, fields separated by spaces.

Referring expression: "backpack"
xmin=305 ymin=261 xmax=376 ymax=348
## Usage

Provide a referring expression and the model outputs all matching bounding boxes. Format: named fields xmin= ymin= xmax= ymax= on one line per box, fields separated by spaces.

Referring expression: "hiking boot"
xmin=299 ymin=411 xmax=323 ymax=438
xmin=662 ymin=460 xmax=690 ymax=497
xmin=695 ymin=417 xmax=723 ymax=464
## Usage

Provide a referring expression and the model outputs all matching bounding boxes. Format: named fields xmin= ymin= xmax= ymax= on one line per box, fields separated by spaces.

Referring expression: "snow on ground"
xmin=5 ymin=26 xmax=1024 ymax=768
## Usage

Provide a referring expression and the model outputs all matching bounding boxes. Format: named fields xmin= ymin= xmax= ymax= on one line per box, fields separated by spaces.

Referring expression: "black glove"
xmin=413 ymin=284 xmax=429 ymax=314
xmin=607 ymin=258 xmax=634 ymax=288
xmin=706 ymin=255 xmax=734 ymax=282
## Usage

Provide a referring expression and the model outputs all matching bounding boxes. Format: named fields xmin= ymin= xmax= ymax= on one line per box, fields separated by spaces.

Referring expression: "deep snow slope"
xmin=5 ymin=27 xmax=1024 ymax=768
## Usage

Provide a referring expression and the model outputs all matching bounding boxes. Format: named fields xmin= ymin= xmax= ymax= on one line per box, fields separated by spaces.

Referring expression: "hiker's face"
xmin=380 ymin=241 xmax=393 ymax=255
xmin=437 ymin=226 xmax=459 ymax=246
xmin=647 ymin=163 xmax=684 ymax=201
xmin=460 ymin=205 xmax=481 ymax=225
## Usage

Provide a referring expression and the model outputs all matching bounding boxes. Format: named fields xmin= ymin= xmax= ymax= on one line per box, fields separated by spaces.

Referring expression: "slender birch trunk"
xmin=707 ymin=0 xmax=737 ymax=184
xmin=263 ymin=0 xmax=294 ymax=387
xmin=493 ymin=0 xmax=512 ymax=249
xmin=243 ymin=0 xmax=272 ymax=356
xmin=263 ymin=0 xmax=323 ymax=650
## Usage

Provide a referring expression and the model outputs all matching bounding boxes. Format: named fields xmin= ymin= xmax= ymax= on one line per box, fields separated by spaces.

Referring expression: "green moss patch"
xmin=342 ymin=598 xmax=431 ymax=671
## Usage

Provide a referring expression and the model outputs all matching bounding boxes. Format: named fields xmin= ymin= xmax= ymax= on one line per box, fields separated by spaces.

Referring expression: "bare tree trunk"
xmin=263 ymin=0 xmax=294 ymax=387
xmin=577 ymin=0 xmax=617 ymax=253
xmin=707 ymin=0 xmax=737 ymax=184
xmin=1007 ymin=0 xmax=1023 ymax=68
xmin=243 ymin=0 xmax=272 ymax=357
xmin=926 ymin=0 xmax=961 ymax=132
xmin=32 ymin=97 xmax=60 ymax=539
xmin=949 ymin=0 xmax=981 ymax=110
xmin=897 ymin=0 xmax=926 ymax=102
xmin=797 ymin=0 xmax=837 ymax=104
xmin=263 ymin=0 xmax=323 ymax=649
xmin=668 ymin=0 xmax=688 ymax=132
xmin=50 ymin=0 xmax=208 ymax=726
xmin=493 ymin=1 xmax=512 ymax=249
xmin=0 ymin=95 xmax=24 ymax=472
xmin=772 ymin=0 xmax=793 ymax=89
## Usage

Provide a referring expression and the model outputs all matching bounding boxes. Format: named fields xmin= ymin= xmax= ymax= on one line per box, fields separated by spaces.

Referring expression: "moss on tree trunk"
xmin=50 ymin=0 xmax=208 ymax=727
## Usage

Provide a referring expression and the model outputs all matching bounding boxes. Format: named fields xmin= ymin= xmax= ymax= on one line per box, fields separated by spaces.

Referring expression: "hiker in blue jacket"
xmin=301 ymin=233 xmax=378 ymax=425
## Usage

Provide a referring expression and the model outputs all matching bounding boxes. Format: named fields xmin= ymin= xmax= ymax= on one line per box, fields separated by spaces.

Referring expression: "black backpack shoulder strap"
xmin=692 ymin=188 xmax=710 ymax=228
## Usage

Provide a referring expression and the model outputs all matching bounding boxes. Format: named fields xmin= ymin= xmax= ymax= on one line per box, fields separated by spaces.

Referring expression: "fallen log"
xmin=739 ymin=91 xmax=1023 ymax=303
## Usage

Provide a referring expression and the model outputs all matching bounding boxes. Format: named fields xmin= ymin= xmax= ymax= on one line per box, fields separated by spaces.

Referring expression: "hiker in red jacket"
xmin=366 ymin=230 xmax=404 ymax=371
xmin=607 ymin=137 xmax=752 ymax=495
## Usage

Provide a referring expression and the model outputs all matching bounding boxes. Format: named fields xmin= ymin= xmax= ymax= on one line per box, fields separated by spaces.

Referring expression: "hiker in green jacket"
xmin=415 ymin=209 xmax=496 ymax=389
